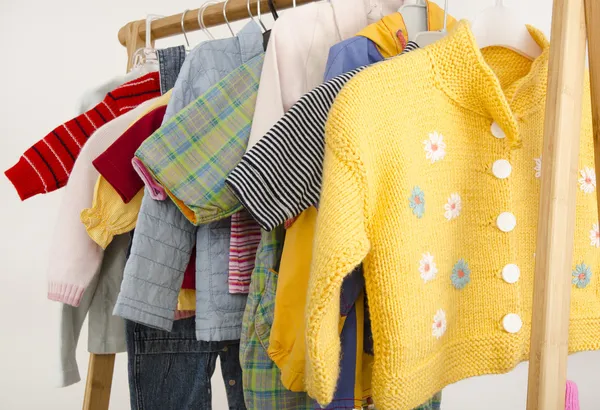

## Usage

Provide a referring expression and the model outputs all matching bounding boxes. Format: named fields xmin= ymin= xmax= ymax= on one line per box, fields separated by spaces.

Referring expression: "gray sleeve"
xmin=54 ymin=274 xmax=99 ymax=387
xmin=88 ymin=233 xmax=129 ymax=354
xmin=113 ymin=191 xmax=196 ymax=331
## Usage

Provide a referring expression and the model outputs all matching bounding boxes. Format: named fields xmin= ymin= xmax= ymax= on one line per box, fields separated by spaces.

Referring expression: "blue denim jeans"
xmin=125 ymin=317 xmax=245 ymax=409
xmin=157 ymin=46 xmax=187 ymax=95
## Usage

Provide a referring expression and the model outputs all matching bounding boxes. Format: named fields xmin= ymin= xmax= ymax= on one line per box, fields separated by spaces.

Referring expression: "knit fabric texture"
xmin=5 ymin=72 xmax=160 ymax=200
xmin=47 ymin=100 xmax=157 ymax=306
xmin=306 ymin=21 xmax=600 ymax=409
xmin=565 ymin=380 xmax=580 ymax=410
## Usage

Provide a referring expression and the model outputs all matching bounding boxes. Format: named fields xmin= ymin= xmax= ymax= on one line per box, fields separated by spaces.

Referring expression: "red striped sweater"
xmin=5 ymin=72 xmax=161 ymax=200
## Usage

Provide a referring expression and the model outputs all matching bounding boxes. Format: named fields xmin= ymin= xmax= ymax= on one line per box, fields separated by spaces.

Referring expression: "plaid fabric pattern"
xmin=415 ymin=391 xmax=442 ymax=410
xmin=240 ymin=228 xmax=315 ymax=409
xmin=136 ymin=53 xmax=264 ymax=225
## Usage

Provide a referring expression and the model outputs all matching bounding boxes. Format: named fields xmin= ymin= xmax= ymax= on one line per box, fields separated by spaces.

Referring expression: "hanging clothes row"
xmin=5 ymin=0 xmax=597 ymax=409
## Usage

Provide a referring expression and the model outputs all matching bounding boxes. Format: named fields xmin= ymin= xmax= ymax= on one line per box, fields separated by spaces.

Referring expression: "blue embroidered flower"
xmin=572 ymin=263 xmax=592 ymax=288
xmin=409 ymin=186 xmax=425 ymax=218
xmin=451 ymin=259 xmax=471 ymax=289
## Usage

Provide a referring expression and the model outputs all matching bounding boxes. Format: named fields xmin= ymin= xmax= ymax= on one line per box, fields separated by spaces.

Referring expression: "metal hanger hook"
xmin=223 ymin=0 xmax=235 ymax=37
xmin=181 ymin=9 xmax=191 ymax=47
xmin=257 ymin=0 xmax=263 ymax=28
xmin=248 ymin=0 xmax=267 ymax=31
xmin=198 ymin=1 xmax=218 ymax=40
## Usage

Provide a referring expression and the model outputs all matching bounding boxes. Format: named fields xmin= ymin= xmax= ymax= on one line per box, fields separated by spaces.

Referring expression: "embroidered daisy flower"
xmin=534 ymin=157 xmax=542 ymax=179
xmin=451 ymin=259 xmax=471 ymax=289
xmin=578 ymin=167 xmax=596 ymax=194
xmin=432 ymin=309 xmax=447 ymax=339
xmin=444 ymin=193 xmax=462 ymax=220
xmin=409 ymin=186 xmax=425 ymax=218
xmin=572 ymin=263 xmax=592 ymax=288
xmin=590 ymin=223 xmax=600 ymax=248
xmin=423 ymin=131 xmax=447 ymax=163
xmin=419 ymin=252 xmax=438 ymax=283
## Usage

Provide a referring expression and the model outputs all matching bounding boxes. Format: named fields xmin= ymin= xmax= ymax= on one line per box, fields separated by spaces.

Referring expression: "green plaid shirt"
xmin=240 ymin=228 xmax=316 ymax=409
xmin=136 ymin=53 xmax=264 ymax=224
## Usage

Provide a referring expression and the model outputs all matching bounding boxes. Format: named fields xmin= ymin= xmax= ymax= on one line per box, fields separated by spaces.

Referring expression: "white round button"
xmin=502 ymin=313 xmax=523 ymax=333
xmin=492 ymin=159 xmax=512 ymax=179
xmin=497 ymin=212 xmax=517 ymax=232
xmin=502 ymin=264 xmax=520 ymax=284
xmin=491 ymin=122 xmax=506 ymax=139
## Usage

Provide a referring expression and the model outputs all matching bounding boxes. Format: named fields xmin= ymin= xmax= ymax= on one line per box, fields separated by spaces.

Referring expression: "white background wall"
xmin=0 ymin=0 xmax=598 ymax=409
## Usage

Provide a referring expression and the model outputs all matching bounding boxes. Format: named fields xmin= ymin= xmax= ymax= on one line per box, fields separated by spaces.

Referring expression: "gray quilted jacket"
xmin=113 ymin=21 xmax=263 ymax=341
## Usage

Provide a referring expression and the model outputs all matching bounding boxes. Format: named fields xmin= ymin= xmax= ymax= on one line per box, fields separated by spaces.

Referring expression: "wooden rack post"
xmin=527 ymin=0 xmax=600 ymax=409
xmin=82 ymin=3 xmax=319 ymax=409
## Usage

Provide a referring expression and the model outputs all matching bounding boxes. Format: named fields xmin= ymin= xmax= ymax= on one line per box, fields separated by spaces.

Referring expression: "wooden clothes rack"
xmin=81 ymin=0 xmax=600 ymax=409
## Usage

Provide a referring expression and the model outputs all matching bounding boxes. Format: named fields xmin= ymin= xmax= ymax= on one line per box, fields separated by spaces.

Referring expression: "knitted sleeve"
xmin=305 ymin=120 xmax=371 ymax=406
xmin=4 ymin=72 xmax=160 ymax=200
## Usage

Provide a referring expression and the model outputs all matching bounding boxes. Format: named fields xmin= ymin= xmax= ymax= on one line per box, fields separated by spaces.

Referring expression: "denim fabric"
xmin=327 ymin=304 xmax=357 ymax=409
xmin=340 ymin=267 xmax=364 ymax=316
xmin=157 ymin=46 xmax=187 ymax=95
xmin=126 ymin=317 xmax=245 ymax=410
xmin=364 ymin=292 xmax=374 ymax=355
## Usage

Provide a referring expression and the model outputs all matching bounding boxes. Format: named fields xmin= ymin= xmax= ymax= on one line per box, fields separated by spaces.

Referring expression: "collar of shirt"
xmin=357 ymin=1 xmax=457 ymax=59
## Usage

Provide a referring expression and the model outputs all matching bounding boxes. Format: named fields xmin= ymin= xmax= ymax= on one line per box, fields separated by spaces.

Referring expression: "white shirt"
xmin=246 ymin=0 xmax=404 ymax=150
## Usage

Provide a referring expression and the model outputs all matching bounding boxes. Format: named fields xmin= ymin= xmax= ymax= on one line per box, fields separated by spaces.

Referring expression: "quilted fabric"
xmin=116 ymin=20 xmax=264 ymax=341
xmin=113 ymin=190 xmax=196 ymax=331
xmin=195 ymin=218 xmax=248 ymax=340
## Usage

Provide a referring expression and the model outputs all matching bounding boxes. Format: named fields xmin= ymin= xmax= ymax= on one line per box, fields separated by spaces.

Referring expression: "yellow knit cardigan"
xmin=306 ymin=21 xmax=600 ymax=410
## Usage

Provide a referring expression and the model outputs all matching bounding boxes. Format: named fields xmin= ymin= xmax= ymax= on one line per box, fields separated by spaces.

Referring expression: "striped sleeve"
xmin=226 ymin=69 xmax=363 ymax=231
xmin=226 ymin=42 xmax=419 ymax=231
xmin=4 ymin=72 xmax=160 ymax=200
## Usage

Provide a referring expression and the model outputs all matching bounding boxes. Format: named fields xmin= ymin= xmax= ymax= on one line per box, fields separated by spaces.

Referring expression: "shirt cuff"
xmin=48 ymin=282 xmax=85 ymax=307
xmin=5 ymin=156 xmax=46 ymax=201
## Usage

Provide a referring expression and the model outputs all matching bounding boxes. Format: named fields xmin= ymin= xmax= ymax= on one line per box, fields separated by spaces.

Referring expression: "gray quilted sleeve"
xmin=113 ymin=191 xmax=196 ymax=331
